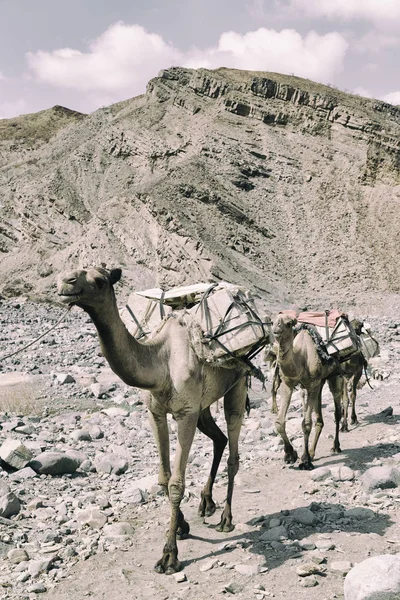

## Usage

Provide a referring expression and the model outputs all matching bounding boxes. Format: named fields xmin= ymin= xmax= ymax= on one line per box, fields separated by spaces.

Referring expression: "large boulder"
xmin=29 ymin=451 xmax=81 ymax=475
xmin=344 ymin=554 xmax=400 ymax=599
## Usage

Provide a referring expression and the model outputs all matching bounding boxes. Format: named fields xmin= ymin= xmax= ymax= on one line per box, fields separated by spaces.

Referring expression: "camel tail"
xmin=246 ymin=394 xmax=251 ymax=416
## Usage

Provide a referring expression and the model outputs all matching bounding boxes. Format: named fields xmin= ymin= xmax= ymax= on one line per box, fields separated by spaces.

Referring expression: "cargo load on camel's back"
xmin=120 ymin=282 xmax=272 ymax=374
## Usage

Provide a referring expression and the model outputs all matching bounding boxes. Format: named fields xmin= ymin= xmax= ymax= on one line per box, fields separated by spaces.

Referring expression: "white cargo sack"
xmin=120 ymin=281 xmax=271 ymax=364
xmin=315 ymin=317 xmax=359 ymax=359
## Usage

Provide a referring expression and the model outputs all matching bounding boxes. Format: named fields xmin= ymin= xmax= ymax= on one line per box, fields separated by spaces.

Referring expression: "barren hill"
xmin=1 ymin=67 xmax=400 ymax=313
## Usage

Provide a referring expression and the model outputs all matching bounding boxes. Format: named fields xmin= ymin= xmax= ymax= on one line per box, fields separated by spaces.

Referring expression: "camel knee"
xmin=168 ymin=481 xmax=184 ymax=507
xmin=227 ymin=455 xmax=239 ymax=477
xmin=302 ymin=418 xmax=312 ymax=435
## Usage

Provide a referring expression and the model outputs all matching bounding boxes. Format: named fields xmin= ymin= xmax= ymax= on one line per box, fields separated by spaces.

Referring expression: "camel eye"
xmin=94 ymin=277 xmax=106 ymax=289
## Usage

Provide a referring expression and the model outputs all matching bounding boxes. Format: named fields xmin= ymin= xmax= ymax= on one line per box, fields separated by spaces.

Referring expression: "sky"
xmin=1 ymin=0 xmax=400 ymax=119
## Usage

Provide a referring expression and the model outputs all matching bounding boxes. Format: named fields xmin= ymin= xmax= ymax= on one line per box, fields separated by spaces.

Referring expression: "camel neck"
xmin=85 ymin=300 xmax=162 ymax=390
xmin=277 ymin=335 xmax=301 ymax=379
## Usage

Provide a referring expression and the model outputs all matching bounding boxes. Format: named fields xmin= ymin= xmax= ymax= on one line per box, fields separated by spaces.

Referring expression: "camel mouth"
xmin=57 ymin=292 xmax=82 ymax=304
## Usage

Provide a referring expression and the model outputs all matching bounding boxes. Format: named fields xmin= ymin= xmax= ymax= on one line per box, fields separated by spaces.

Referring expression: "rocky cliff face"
xmin=1 ymin=67 xmax=400 ymax=313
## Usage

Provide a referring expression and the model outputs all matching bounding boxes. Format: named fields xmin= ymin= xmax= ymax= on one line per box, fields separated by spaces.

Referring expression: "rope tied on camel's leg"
xmin=0 ymin=305 xmax=72 ymax=362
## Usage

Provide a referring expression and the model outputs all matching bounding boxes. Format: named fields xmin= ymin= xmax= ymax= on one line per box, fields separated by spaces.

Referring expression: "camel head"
xmin=57 ymin=267 xmax=122 ymax=310
xmin=272 ymin=313 xmax=297 ymax=340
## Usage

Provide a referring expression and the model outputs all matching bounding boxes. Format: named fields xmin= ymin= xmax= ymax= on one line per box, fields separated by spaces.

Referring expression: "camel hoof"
xmin=198 ymin=497 xmax=216 ymax=518
xmin=332 ymin=446 xmax=342 ymax=454
xmin=284 ymin=450 xmax=298 ymax=464
xmin=341 ymin=423 xmax=349 ymax=433
xmin=216 ymin=521 xmax=235 ymax=533
xmin=350 ymin=418 xmax=359 ymax=425
xmin=154 ymin=557 xmax=182 ymax=575
xmin=298 ymin=461 xmax=314 ymax=471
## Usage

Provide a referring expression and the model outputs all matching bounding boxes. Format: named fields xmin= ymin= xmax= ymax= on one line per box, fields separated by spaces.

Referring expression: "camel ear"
xmin=290 ymin=317 xmax=298 ymax=327
xmin=109 ymin=268 xmax=122 ymax=285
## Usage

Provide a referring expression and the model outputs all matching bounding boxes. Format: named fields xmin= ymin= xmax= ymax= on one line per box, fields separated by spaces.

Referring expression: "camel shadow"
xmin=180 ymin=501 xmax=394 ymax=572
xmin=313 ymin=440 xmax=400 ymax=474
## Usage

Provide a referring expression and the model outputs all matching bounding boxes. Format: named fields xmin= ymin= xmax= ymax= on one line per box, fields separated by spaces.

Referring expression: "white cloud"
xmin=26 ymin=22 xmax=348 ymax=111
xmin=27 ymin=23 xmax=182 ymax=95
xmin=186 ymin=29 xmax=348 ymax=82
xmin=287 ymin=0 xmax=400 ymax=24
xmin=382 ymin=91 xmax=400 ymax=106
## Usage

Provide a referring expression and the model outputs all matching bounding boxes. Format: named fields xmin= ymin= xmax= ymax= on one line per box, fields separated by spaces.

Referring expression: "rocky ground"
xmin=0 ymin=297 xmax=400 ymax=599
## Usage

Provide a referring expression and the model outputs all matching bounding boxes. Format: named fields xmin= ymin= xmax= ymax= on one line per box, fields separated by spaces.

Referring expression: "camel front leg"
xmin=154 ymin=411 xmax=198 ymax=575
xmin=341 ymin=377 xmax=350 ymax=432
xmin=275 ymin=380 xmax=298 ymax=464
xmin=299 ymin=386 xmax=320 ymax=470
xmin=148 ymin=410 xmax=171 ymax=493
xmin=216 ymin=383 xmax=246 ymax=533
xmin=328 ymin=376 xmax=343 ymax=454
xmin=271 ymin=365 xmax=281 ymax=414
xmin=197 ymin=407 xmax=227 ymax=518
xmin=309 ymin=382 xmax=325 ymax=460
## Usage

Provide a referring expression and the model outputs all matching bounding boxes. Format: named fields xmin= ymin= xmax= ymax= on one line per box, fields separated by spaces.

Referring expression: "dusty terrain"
xmin=1 ymin=67 xmax=400 ymax=312
xmin=0 ymin=296 xmax=399 ymax=600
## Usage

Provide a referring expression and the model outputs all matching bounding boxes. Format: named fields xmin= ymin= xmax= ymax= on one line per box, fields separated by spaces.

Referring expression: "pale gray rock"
xmin=0 ymin=492 xmax=20 ymax=518
xmin=330 ymin=466 xmax=355 ymax=481
xmin=90 ymin=383 xmax=108 ymax=398
xmin=330 ymin=560 xmax=353 ymax=576
xmin=14 ymin=423 xmax=37 ymax=436
xmin=362 ymin=466 xmax=400 ymax=493
xmin=235 ymin=563 xmax=260 ymax=575
xmin=0 ymin=439 xmax=33 ymax=469
xmin=344 ymin=554 xmax=400 ymax=600
xmin=76 ymin=507 xmax=108 ymax=529
xmin=70 ymin=429 xmax=92 ymax=442
xmin=94 ymin=452 xmax=128 ymax=475
xmin=120 ymin=486 xmax=146 ymax=504
xmin=8 ymin=548 xmax=29 ymax=564
xmin=88 ymin=424 xmax=103 ymax=439
xmin=296 ymin=563 xmax=326 ymax=576
xmin=9 ymin=466 xmax=38 ymax=482
xmin=56 ymin=373 xmax=75 ymax=384
xmin=299 ymin=575 xmax=318 ymax=587
xmin=29 ymin=451 xmax=81 ymax=475
xmin=310 ymin=467 xmax=332 ymax=482
xmin=101 ymin=406 xmax=129 ymax=418
xmin=28 ymin=558 xmax=54 ymax=577
xmin=102 ymin=522 xmax=134 ymax=539
xmin=27 ymin=582 xmax=47 ymax=593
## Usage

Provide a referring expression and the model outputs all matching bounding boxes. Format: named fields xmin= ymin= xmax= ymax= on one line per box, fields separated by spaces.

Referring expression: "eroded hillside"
xmin=1 ymin=67 xmax=400 ymax=312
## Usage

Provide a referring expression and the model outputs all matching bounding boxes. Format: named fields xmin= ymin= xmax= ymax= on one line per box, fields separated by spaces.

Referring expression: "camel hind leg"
xmin=216 ymin=379 xmax=247 ymax=533
xmin=154 ymin=411 xmax=199 ymax=575
xmin=328 ymin=375 xmax=343 ymax=454
xmin=275 ymin=380 xmax=298 ymax=464
xmin=350 ymin=368 xmax=362 ymax=425
xmin=197 ymin=407 xmax=227 ymax=518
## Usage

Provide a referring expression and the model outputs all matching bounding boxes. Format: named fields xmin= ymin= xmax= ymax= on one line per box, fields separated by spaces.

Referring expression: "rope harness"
xmin=0 ymin=306 xmax=72 ymax=363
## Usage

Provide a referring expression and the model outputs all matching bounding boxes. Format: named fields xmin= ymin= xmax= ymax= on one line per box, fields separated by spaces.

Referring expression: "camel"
xmin=340 ymin=351 xmax=365 ymax=432
xmin=57 ymin=266 xmax=250 ymax=575
xmin=264 ymin=342 xmax=280 ymax=414
xmin=272 ymin=313 xmax=344 ymax=470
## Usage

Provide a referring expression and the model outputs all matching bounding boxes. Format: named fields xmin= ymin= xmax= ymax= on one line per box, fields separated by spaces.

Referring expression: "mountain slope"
xmin=1 ymin=67 xmax=400 ymax=312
